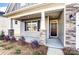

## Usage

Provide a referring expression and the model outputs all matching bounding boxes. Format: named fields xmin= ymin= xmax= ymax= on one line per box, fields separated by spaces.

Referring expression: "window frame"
xmin=24 ymin=19 xmax=40 ymax=32
xmin=15 ymin=20 xmax=18 ymax=24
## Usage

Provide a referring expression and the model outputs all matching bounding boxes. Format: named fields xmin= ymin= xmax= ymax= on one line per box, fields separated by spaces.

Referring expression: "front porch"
xmin=12 ymin=9 xmax=64 ymax=48
xmin=4 ymin=3 xmax=65 ymax=49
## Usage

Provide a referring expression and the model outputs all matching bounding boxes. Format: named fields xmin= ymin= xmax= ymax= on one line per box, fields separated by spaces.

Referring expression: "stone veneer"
xmin=66 ymin=4 xmax=79 ymax=48
xmin=40 ymin=30 xmax=46 ymax=45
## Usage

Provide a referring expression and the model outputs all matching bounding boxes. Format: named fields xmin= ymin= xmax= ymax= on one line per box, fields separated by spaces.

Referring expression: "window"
xmin=26 ymin=22 xmax=31 ymax=31
xmin=31 ymin=21 xmax=38 ymax=31
xmin=24 ymin=20 xmax=40 ymax=31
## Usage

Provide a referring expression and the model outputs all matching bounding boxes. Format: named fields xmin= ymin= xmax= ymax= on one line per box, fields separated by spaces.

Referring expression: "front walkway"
xmin=46 ymin=38 xmax=64 ymax=55
xmin=47 ymin=47 xmax=64 ymax=55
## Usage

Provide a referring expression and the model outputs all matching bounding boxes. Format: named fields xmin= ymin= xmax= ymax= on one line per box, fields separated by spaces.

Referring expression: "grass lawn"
xmin=0 ymin=40 xmax=48 ymax=55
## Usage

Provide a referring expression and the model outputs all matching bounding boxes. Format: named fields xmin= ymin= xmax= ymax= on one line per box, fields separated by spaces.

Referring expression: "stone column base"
xmin=8 ymin=29 xmax=14 ymax=36
xmin=40 ymin=30 xmax=46 ymax=45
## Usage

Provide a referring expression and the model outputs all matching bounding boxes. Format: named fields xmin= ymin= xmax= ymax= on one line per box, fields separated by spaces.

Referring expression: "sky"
xmin=0 ymin=3 xmax=9 ymax=12
xmin=0 ymin=0 xmax=79 ymax=12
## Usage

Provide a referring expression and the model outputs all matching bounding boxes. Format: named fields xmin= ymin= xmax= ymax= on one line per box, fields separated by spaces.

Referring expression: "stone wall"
xmin=66 ymin=4 xmax=79 ymax=48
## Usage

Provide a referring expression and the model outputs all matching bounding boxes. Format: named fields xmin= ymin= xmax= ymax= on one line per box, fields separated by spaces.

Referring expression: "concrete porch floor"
xmin=46 ymin=38 xmax=64 ymax=48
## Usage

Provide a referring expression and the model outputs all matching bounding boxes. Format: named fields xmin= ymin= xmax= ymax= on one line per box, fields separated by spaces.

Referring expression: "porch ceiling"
xmin=15 ymin=13 xmax=41 ymax=20
xmin=15 ymin=9 xmax=63 ymax=20
xmin=4 ymin=3 xmax=65 ymax=19
xmin=45 ymin=9 xmax=63 ymax=19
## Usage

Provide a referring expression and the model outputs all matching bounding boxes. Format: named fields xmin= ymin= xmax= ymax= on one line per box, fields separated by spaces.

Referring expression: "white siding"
xmin=76 ymin=12 xmax=79 ymax=49
xmin=58 ymin=11 xmax=64 ymax=45
xmin=13 ymin=20 xmax=20 ymax=36
xmin=0 ymin=16 xmax=10 ymax=35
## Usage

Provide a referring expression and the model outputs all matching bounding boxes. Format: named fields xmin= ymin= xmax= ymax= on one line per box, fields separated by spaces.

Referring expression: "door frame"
xmin=76 ymin=12 xmax=79 ymax=49
xmin=49 ymin=20 xmax=58 ymax=38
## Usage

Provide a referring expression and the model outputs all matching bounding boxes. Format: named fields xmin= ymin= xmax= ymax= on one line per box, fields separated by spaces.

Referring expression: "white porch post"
xmin=40 ymin=11 xmax=46 ymax=45
xmin=8 ymin=18 xmax=14 ymax=36
xmin=11 ymin=18 xmax=13 ymax=29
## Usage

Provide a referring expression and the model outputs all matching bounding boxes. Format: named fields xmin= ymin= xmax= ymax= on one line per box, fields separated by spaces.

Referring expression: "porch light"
xmin=69 ymin=14 xmax=75 ymax=21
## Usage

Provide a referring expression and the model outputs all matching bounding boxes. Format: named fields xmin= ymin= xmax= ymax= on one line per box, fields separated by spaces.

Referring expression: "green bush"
xmin=0 ymin=36 xmax=3 ymax=40
xmin=15 ymin=48 xmax=21 ymax=54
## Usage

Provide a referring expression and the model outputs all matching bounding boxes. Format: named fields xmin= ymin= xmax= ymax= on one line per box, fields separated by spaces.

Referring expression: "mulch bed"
xmin=0 ymin=40 xmax=48 ymax=55
xmin=62 ymin=47 xmax=79 ymax=55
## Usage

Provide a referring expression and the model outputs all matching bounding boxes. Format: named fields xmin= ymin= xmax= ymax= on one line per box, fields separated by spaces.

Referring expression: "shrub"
xmin=63 ymin=47 xmax=79 ymax=55
xmin=31 ymin=40 xmax=39 ymax=48
xmin=0 ymin=31 xmax=5 ymax=40
xmin=15 ymin=48 xmax=21 ymax=54
xmin=18 ymin=36 xmax=26 ymax=45
xmin=3 ymin=35 xmax=10 ymax=41
xmin=19 ymin=36 xmax=25 ymax=41
xmin=32 ymin=51 xmax=42 ymax=55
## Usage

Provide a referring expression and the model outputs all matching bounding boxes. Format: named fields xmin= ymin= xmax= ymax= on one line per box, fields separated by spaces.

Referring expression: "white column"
xmin=11 ymin=18 xmax=13 ymax=29
xmin=46 ymin=16 xmax=49 ymax=39
xmin=8 ymin=18 xmax=14 ymax=36
xmin=40 ymin=12 xmax=46 ymax=30
xmin=40 ymin=11 xmax=46 ymax=45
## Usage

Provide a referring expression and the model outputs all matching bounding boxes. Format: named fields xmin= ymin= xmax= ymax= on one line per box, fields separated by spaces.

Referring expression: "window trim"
xmin=24 ymin=22 xmax=26 ymax=31
xmin=15 ymin=20 xmax=18 ymax=24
